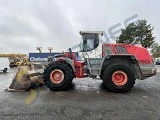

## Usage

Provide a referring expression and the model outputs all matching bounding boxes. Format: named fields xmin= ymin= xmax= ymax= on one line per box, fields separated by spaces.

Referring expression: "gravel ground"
xmin=0 ymin=67 xmax=160 ymax=120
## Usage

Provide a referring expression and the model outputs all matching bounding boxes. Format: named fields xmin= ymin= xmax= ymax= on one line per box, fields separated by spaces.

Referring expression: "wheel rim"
xmin=112 ymin=70 xmax=128 ymax=86
xmin=50 ymin=69 xmax=64 ymax=84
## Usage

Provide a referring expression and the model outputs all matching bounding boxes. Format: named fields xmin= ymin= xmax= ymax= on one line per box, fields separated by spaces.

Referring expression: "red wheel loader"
xmin=42 ymin=31 xmax=157 ymax=93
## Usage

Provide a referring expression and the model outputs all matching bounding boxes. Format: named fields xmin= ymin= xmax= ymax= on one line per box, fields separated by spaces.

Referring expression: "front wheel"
xmin=102 ymin=63 xmax=135 ymax=93
xmin=43 ymin=62 xmax=73 ymax=90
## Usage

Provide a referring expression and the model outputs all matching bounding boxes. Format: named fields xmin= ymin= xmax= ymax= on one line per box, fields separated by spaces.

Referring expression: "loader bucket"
xmin=7 ymin=63 xmax=44 ymax=91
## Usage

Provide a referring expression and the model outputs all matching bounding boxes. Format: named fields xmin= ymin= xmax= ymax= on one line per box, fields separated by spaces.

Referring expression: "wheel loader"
xmin=9 ymin=57 xmax=28 ymax=68
xmin=42 ymin=31 xmax=157 ymax=93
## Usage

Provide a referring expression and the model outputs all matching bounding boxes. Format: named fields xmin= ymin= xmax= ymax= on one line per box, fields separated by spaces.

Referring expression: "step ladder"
xmin=86 ymin=58 xmax=102 ymax=76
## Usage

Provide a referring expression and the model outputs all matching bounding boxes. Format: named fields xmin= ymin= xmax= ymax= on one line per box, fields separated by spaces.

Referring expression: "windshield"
xmin=79 ymin=33 xmax=99 ymax=52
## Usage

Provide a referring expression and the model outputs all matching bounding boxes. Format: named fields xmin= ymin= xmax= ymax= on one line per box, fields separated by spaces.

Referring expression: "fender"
xmin=55 ymin=57 xmax=75 ymax=72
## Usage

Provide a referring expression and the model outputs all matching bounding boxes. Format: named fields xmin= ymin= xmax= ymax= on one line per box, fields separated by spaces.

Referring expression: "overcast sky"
xmin=0 ymin=0 xmax=159 ymax=54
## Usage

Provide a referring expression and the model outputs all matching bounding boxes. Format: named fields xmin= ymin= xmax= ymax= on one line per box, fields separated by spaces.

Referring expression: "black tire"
xmin=9 ymin=63 xmax=13 ymax=68
xmin=3 ymin=68 xmax=7 ymax=73
xmin=9 ymin=62 xmax=17 ymax=68
xmin=102 ymin=62 xmax=135 ymax=93
xmin=43 ymin=62 xmax=73 ymax=90
xmin=58 ymin=61 xmax=74 ymax=81
xmin=51 ymin=61 xmax=74 ymax=81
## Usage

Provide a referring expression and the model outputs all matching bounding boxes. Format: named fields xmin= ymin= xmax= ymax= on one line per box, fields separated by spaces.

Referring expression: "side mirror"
xmin=79 ymin=43 xmax=83 ymax=52
xmin=68 ymin=48 xmax=73 ymax=59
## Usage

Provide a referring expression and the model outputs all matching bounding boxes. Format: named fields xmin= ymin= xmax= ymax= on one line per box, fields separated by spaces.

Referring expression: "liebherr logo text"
xmin=30 ymin=57 xmax=48 ymax=61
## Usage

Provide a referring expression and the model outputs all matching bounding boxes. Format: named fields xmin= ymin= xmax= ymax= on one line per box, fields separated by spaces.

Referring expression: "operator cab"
xmin=79 ymin=31 xmax=103 ymax=52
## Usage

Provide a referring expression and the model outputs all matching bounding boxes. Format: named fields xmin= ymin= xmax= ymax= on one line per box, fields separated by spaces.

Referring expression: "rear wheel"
xmin=102 ymin=62 xmax=135 ymax=93
xmin=3 ymin=68 xmax=7 ymax=73
xmin=43 ymin=62 xmax=73 ymax=90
